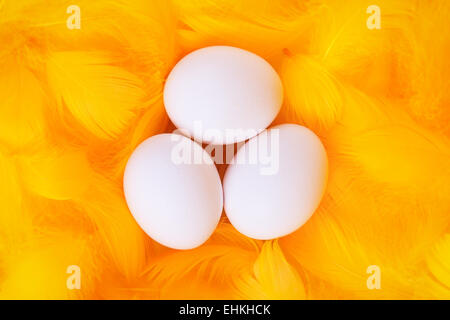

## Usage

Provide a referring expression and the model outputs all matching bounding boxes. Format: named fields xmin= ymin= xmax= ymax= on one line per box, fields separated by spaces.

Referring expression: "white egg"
xmin=164 ymin=46 xmax=283 ymax=145
xmin=123 ymin=134 xmax=223 ymax=250
xmin=223 ymin=124 xmax=328 ymax=240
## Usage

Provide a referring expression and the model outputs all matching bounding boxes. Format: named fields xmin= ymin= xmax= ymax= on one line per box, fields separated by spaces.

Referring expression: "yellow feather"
xmin=281 ymin=208 xmax=417 ymax=299
xmin=0 ymin=236 xmax=98 ymax=299
xmin=0 ymin=152 xmax=32 ymax=249
xmin=18 ymin=147 xmax=93 ymax=200
xmin=144 ymin=224 xmax=260 ymax=294
xmin=172 ymin=0 xmax=317 ymax=60
xmin=424 ymin=235 xmax=450 ymax=298
xmin=311 ymin=0 xmax=414 ymax=97
xmin=0 ymin=56 xmax=46 ymax=150
xmin=407 ymin=0 xmax=450 ymax=136
xmin=47 ymin=51 xmax=146 ymax=140
xmin=330 ymin=89 xmax=450 ymax=196
xmin=277 ymin=54 xmax=343 ymax=133
xmin=236 ymin=241 xmax=306 ymax=299
xmin=75 ymin=174 xmax=148 ymax=280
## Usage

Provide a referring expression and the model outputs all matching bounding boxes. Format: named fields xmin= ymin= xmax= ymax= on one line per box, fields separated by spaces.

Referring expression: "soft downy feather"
xmin=17 ymin=146 xmax=93 ymax=201
xmin=0 ymin=55 xmax=46 ymax=151
xmin=46 ymin=51 xmax=146 ymax=140
xmin=276 ymin=0 xmax=415 ymax=135
xmin=171 ymin=0 xmax=318 ymax=63
xmin=309 ymin=0 xmax=414 ymax=98
xmin=72 ymin=173 xmax=148 ymax=280
xmin=406 ymin=0 xmax=450 ymax=136
xmin=277 ymin=54 xmax=343 ymax=134
xmin=141 ymin=223 xmax=260 ymax=298
xmin=0 ymin=235 xmax=99 ymax=299
xmin=235 ymin=240 xmax=306 ymax=299
xmin=0 ymin=152 xmax=32 ymax=252
xmin=423 ymin=234 xmax=450 ymax=299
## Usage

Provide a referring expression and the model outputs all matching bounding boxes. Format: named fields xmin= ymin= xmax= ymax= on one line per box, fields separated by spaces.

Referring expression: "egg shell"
xmin=123 ymin=134 xmax=223 ymax=250
xmin=223 ymin=124 xmax=328 ymax=240
xmin=163 ymin=46 xmax=283 ymax=145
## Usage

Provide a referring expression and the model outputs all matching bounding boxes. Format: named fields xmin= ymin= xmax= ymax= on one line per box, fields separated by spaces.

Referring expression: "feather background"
xmin=0 ymin=0 xmax=449 ymax=299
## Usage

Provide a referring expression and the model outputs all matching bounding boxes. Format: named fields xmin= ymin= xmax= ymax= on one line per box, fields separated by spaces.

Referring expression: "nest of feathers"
xmin=0 ymin=0 xmax=449 ymax=299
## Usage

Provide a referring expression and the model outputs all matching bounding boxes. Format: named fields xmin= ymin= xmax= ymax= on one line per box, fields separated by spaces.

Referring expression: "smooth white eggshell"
xmin=123 ymin=134 xmax=223 ymax=250
xmin=223 ymin=124 xmax=328 ymax=240
xmin=164 ymin=46 xmax=283 ymax=145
